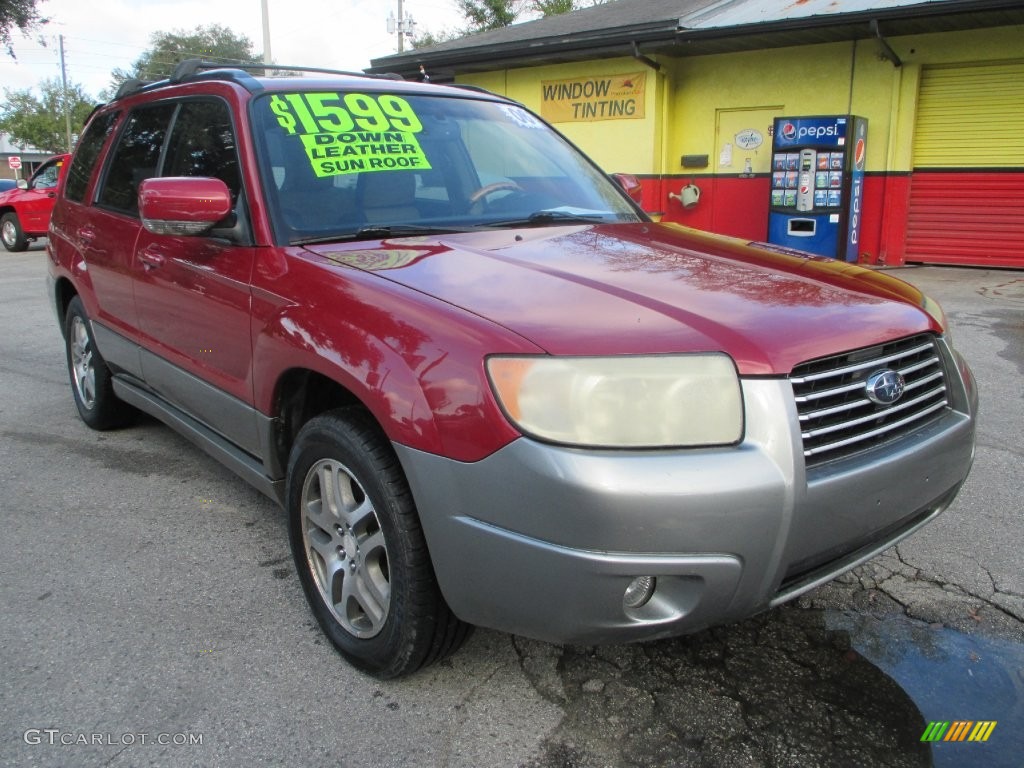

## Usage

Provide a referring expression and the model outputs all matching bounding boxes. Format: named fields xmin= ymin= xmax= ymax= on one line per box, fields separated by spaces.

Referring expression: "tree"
xmin=0 ymin=78 xmax=95 ymax=153
xmin=476 ymin=0 xmax=609 ymax=26
xmin=533 ymin=0 xmax=574 ymax=15
xmin=413 ymin=28 xmax=463 ymax=48
xmin=1 ymin=0 xmax=45 ymax=57
xmin=456 ymin=0 xmax=520 ymax=33
xmin=416 ymin=0 xmax=609 ymax=48
xmin=109 ymin=24 xmax=259 ymax=92
xmin=535 ymin=0 xmax=611 ymax=15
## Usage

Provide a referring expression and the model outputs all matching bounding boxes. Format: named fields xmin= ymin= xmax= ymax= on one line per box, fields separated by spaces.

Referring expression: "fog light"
xmin=623 ymin=576 xmax=656 ymax=610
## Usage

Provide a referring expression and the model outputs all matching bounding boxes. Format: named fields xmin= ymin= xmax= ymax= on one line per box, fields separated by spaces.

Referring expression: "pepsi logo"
xmin=782 ymin=122 xmax=797 ymax=140
xmin=855 ymin=138 xmax=866 ymax=169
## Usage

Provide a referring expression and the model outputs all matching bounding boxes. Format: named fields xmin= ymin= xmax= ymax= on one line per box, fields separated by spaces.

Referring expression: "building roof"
xmin=367 ymin=0 xmax=1024 ymax=80
xmin=0 ymin=133 xmax=49 ymax=159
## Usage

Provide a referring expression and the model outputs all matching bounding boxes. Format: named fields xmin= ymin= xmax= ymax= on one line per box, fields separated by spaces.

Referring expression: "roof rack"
xmin=169 ymin=59 xmax=404 ymax=83
xmin=110 ymin=59 xmax=408 ymax=102
xmin=114 ymin=77 xmax=157 ymax=100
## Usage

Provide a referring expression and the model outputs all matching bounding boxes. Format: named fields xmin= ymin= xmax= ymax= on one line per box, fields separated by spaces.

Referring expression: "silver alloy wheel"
xmin=69 ymin=316 xmax=96 ymax=409
xmin=1 ymin=219 xmax=16 ymax=248
xmin=300 ymin=458 xmax=391 ymax=638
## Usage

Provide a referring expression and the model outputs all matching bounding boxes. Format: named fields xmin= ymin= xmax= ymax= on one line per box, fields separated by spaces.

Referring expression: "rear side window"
xmin=97 ymin=103 xmax=176 ymax=215
xmin=64 ymin=111 xmax=118 ymax=203
xmin=163 ymin=100 xmax=241 ymax=199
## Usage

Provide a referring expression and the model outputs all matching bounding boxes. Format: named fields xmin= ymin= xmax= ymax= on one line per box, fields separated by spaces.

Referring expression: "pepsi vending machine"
xmin=768 ymin=115 xmax=867 ymax=261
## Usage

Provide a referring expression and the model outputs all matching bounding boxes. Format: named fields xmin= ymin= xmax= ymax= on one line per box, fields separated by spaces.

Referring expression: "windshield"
xmin=251 ymin=89 xmax=642 ymax=243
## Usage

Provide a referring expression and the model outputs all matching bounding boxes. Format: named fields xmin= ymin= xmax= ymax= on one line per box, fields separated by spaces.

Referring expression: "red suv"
xmin=47 ymin=61 xmax=977 ymax=678
xmin=0 ymin=154 xmax=69 ymax=251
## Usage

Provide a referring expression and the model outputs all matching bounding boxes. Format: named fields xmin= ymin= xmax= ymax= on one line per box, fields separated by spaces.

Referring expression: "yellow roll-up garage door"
xmin=906 ymin=61 xmax=1024 ymax=267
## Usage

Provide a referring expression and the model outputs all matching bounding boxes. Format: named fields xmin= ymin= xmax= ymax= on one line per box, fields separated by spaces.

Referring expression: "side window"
xmin=97 ymin=103 xmax=176 ymax=215
xmin=163 ymin=100 xmax=241 ymax=200
xmin=32 ymin=160 xmax=62 ymax=190
xmin=65 ymin=111 xmax=119 ymax=203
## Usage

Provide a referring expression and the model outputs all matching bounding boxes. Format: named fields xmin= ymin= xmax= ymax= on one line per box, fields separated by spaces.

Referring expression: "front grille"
xmin=790 ymin=334 xmax=951 ymax=467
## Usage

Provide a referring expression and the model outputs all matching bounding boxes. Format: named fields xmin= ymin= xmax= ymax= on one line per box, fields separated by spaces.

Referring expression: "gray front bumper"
xmin=395 ymin=349 xmax=977 ymax=645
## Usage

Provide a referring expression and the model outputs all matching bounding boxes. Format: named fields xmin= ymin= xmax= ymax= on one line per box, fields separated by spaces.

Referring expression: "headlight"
xmin=921 ymin=294 xmax=952 ymax=346
xmin=486 ymin=354 xmax=743 ymax=448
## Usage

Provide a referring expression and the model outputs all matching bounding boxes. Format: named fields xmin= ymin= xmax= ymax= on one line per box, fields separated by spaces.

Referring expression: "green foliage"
xmin=456 ymin=0 xmax=520 ymax=32
xmin=109 ymin=24 xmax=259 ymax=92
xmin=0 ymin=78 xmax=95 ymax=153
xmin=0 ymin=0 xmax=46 ymax=57
xmin=413 ymin=28 xmax=462 ymax=49
xmin=416 ymin=0 xmax=610 ymax=48
xmin=533 ymin=0 xmax=575 ymax=16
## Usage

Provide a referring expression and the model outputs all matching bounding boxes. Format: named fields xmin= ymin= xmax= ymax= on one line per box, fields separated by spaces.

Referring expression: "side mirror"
xmin=16 ymin=179 xmax=28 ymax=190
xmin=138 ymin=177 xmax=232 ymax=236
xmin=610 ymin=173 xmax=643 ymax=204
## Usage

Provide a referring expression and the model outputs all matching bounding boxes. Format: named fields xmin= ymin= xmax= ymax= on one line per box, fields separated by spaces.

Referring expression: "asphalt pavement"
xmin=1 ymin=243 xmax=1021 ymax=768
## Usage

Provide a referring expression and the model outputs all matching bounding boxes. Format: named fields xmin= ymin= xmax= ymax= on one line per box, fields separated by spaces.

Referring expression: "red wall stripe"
xmin=636 ymin=171 xmax=1024 ymax=268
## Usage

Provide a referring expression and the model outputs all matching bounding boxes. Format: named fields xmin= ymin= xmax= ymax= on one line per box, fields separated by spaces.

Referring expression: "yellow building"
xmin=370 ymin=0 xmax=1024 ymax=268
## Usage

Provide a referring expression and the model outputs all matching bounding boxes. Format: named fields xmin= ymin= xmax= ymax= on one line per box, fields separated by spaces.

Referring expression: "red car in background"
xmin=0 ymin=154 xmax=69 ymax=251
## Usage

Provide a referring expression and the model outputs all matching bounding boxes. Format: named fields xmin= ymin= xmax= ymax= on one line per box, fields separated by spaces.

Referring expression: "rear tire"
xmin=64 ymin=296 xmax=133 ymax=429
xmin=1 ymin=212 xmax=28 ymax=252
xmin=286 ymin=407 xmax=471 ymax=678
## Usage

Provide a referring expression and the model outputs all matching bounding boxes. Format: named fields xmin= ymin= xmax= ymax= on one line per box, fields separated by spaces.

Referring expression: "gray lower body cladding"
xmin=395 ymin=365 xmax=977 ymax=645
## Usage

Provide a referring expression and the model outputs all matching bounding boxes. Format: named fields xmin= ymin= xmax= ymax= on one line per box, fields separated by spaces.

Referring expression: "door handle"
xmin=138 ymin=248 xmax=166 ymax=270
xmin=76 ymin=227 xmax=96 ymax=247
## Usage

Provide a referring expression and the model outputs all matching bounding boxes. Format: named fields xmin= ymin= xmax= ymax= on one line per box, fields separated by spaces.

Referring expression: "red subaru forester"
xmin=47 ymin=61 xmax=976 ymax=678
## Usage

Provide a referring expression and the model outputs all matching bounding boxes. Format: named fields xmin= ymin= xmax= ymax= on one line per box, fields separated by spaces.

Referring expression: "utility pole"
xmin=58 ymin=34 xmax=72 ymax=152
xmin=387 ymin=0 xmax=416 ymax=52
xmin=260 ymin=0 xmax=273 ymax=73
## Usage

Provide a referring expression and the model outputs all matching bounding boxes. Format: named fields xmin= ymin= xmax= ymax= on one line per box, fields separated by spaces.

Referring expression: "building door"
xmin=905 ymin=61 xmax=1024 ymax=268
xmin=711 ymin=106 xmax=782 ymax=240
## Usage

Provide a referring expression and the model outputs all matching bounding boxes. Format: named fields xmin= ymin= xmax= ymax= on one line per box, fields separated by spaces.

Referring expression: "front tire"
xmin=1 ymin=212 xmax=28 ymax=252
xmin=286 ymin=408 xmax=470 ymax=678
xmin=64 ymin=296 xmax=132 ymax=429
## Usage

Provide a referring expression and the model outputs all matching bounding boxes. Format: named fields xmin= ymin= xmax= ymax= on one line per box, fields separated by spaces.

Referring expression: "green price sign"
xmin=270 ymin=92 xmax=430 ymax=178
xmin=270 ymin=93 xmax=423 ymax=135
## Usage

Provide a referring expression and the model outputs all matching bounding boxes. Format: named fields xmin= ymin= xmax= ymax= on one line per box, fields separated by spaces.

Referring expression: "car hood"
xmin=304 ymin=222 xmax=936 ymax=375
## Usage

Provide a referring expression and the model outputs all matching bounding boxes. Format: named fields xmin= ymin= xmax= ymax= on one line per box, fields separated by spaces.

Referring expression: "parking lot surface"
xmin=1 ymin=244 xmax=1021 ymax=767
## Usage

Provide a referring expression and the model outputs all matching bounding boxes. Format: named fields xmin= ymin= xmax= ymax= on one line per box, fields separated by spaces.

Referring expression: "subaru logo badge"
xmin=865 ymin=369 xmax=906 ymax=405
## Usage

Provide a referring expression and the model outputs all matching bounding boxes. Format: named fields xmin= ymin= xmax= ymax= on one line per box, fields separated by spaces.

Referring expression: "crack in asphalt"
xmin=885 ymin=546 xmax=1024 ymax=626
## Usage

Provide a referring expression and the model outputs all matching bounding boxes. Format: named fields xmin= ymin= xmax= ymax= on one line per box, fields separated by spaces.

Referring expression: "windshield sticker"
xmin=499 ymin=105 xmax=544 ymax=130
xmin=269 ymin=92 xmax=431 ymax=178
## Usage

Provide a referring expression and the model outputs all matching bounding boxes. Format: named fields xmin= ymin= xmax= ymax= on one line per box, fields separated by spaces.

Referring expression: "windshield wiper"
xmin=482 ymin=209 xmax=612 ymax=228
xmin=293 ymin=224 xmax=477 ymax=245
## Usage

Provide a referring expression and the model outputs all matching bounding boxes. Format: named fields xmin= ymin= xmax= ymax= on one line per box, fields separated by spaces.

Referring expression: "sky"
xmin=0 ymin=0 xmax=466 ymax=98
